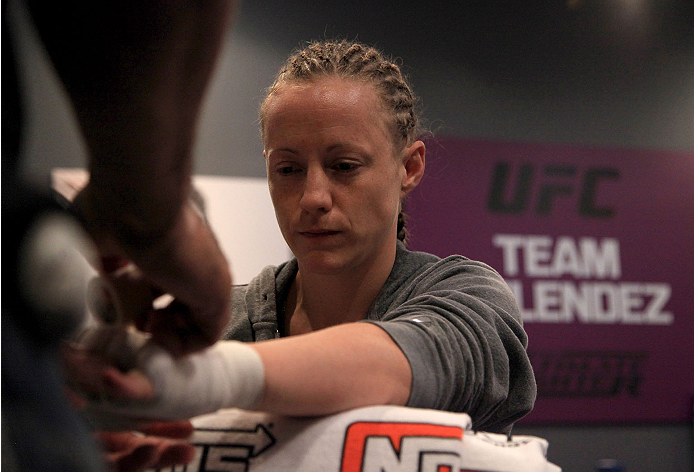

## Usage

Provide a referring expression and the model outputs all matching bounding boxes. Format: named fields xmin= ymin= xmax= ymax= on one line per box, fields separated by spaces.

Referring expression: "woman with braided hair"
xmin=80 ymin=40 xmax=536 ymax=437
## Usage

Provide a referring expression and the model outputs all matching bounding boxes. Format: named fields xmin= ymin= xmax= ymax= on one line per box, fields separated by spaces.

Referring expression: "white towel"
xmin=151 ymin=406 xmax=560 ymax=472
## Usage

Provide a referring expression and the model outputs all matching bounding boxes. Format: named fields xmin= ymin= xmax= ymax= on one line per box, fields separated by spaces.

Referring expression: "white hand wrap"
xmin=82 ymin=332 xmax=265 ymax=429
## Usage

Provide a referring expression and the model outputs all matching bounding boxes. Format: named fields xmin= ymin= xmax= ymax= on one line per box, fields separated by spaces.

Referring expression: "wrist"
xmin=73 ymin=180 xmax=190 ymax=252
xmin=82 ymin=339 xmax=266 ymax=428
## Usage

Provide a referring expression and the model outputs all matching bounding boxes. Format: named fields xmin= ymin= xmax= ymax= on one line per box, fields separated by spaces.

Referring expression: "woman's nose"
xmin=300 ymin=167 xmax=332 ymax=214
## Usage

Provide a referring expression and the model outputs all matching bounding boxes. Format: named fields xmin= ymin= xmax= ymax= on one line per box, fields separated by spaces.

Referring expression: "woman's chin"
xmin=296 ymin=250 xmax=352 ymax=275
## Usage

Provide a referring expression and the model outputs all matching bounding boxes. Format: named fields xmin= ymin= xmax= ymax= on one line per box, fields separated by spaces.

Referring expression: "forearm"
xmin=253 ymin=323 xmax=412 ymax=416
xmin=77 ymin=323 xmax=411 ymax=426
xmin=28 ymin=0 xmax=235 ymax=238
xmin=28 ymin=2 xmax=237 ymax=351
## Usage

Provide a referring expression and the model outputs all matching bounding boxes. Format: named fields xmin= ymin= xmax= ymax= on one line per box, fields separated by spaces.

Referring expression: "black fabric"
xmin=2 ymin=6 xmax=106 ymax=469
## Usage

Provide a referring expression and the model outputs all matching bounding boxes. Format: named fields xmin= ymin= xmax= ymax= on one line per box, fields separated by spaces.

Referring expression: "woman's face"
xmin=263 ymin=77 xmax=422 ymax=275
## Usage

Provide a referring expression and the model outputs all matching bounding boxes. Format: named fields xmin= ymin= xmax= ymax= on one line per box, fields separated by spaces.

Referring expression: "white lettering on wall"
xmin=492 ymin=234 xmax=621 ymax=278
xmin=496 ymin=234 xmax=673 ymax=325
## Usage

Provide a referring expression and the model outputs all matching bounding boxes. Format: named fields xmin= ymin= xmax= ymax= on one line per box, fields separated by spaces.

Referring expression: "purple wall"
xmin=407 ymin=137 xmax=694 ymax=424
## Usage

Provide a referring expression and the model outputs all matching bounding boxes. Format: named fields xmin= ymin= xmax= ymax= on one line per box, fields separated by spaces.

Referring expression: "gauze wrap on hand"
xmin=81 ymin=329 xmax=265 ymax=430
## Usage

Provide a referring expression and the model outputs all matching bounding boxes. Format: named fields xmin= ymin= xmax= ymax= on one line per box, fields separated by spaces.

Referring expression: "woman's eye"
xmin=334 ymin=162 xmax=358 ymax=172
xmin=277 ymin=165 xmax=298 ymax=175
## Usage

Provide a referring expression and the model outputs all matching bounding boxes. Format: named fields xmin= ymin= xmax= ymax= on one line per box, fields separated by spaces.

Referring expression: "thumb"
xmin=87 ymin=265 xmax=162 ymax=324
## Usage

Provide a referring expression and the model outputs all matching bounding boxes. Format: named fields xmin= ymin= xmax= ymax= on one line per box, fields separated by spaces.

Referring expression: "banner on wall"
xmin=406 ymin=137 xmax=694 ymax=425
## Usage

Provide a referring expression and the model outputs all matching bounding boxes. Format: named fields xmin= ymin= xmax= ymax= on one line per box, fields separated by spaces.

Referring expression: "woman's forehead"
xmin=265 ymin=79 xmax=389 ymax=132
xmin=268 ymin=77 xmax=379 ymax=109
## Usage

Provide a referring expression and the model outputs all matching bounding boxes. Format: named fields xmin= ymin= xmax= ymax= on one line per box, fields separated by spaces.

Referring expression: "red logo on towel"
xmin=340 ymin=422 xmax=465 ymax=472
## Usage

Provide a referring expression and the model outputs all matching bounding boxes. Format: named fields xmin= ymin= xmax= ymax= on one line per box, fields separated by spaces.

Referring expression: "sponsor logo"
xmin=164 ymin=424 xmax=275 ymax=472
xmin=340 ymin=422 xmax=465 ymax=472
xmin=531 ymin=350 xmax=647 ymax=397
xmin=487 ymin=162 xmax=619 ymax=218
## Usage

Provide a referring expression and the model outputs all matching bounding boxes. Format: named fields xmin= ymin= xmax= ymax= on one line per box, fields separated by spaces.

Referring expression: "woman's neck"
xmin=284 ymin=243 xmax=398 ymax=336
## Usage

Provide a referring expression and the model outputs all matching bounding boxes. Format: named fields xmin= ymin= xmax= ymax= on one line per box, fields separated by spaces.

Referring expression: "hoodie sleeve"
xmin=365 ymin=256 xmax=536 ymax=434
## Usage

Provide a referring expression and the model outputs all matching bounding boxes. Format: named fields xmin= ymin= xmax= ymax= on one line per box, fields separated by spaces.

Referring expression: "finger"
xmin=111 ymin=443 xmax=159 ymax=472
xmin=142 ymin=305 xmax=192 ymax=356
xmin=141 ymin=310 xmax=185 ymax=356
xmin=144 ymin=302 xmax=217 ymax=356
xmin=151 ymin=329 xmax=211 ymax=357
xmin=63 ymin=341 xmax=155 ymax=402
xmin=153 ymin=443 xmax=196 ymax=469
xmin=61 ymin=345 xmax=125 ymax=398
xmin=101 ymin=367 xmax=155 ymax=401
xmin=139 ymin=420 xmax=194 ymax=439
xmin=61 ymin=344 xmax=112 ymax=395
xmin=90 ymin=269 xmax=162 ymax=325
xmin=71 ymin=322 xmax=151 ymax=375
xmin=111 ymin=441 xmax=195 ymax=472
xmin=96 ymin=431 xmax=141 ymax=453
xmin=100 ymin=433 xmax=195 ymax=472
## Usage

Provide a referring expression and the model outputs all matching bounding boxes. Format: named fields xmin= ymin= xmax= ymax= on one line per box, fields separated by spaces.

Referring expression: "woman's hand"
xmin=62 ymin=344 xmax=196 ymax=471
xmin=97 ymin=421 xmax=195 ymax=472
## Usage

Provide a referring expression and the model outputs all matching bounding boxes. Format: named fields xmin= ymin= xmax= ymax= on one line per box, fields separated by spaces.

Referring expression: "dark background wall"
xmin=9 ymin=0 xmax=693 ymax=470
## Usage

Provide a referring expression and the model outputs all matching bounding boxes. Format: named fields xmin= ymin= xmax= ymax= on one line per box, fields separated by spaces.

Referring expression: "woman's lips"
xmin=300 ymin=229 xmax=340 ymax=238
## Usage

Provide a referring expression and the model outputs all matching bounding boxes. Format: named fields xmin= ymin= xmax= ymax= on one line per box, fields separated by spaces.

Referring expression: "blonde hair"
xmin=260 ymin=40 xmax=422 ymax=243
xmin=260 ymin=40 xmax=420 ymax=149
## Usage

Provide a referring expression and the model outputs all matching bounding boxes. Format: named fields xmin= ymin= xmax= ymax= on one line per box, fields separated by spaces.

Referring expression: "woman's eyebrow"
xmin=326 ymin=143 xmax=368 ymax=154
xmin=268 ymin=147 xmax=300 ymax=157
xmin=326 ymin=143 xmax=347 ymax=153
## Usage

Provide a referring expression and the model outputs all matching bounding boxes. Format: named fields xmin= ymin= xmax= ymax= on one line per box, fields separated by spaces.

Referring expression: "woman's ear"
xmin=401 ymin=140 xmax=426 ymax=197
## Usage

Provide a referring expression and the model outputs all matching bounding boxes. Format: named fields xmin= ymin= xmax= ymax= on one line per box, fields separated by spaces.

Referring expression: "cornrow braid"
xmin=261 ymin=40 xmax=420 ymax=149
xmin=260 ymin=40 xmax=422 ymax=244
